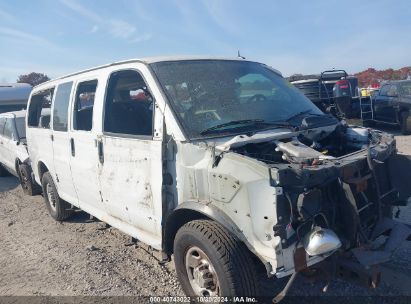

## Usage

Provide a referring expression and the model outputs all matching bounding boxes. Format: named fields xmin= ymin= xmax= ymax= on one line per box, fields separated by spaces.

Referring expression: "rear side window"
xmin=73 ymin=80 xmax=97 ymax=131
xmin=3 ymin=118 xmax=14 ymax=139
xmin=0 ymin=117 xmax=6 ymax=135
xmin=28 ymin=88 xmax=54 ymax=129
xmin=53 ymin=82 xmax=73 ymax=132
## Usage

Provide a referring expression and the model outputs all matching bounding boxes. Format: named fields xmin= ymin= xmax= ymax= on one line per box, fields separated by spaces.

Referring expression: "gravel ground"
xmin=0 ymin=126 xmax=410 ymax=303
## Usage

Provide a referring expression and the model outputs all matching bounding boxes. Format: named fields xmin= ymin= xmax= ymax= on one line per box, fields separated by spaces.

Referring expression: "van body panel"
xmin=67 ymin=75 xmax=103 ymax=211
xmin=98 ymin=136 xmax=163 ymax=237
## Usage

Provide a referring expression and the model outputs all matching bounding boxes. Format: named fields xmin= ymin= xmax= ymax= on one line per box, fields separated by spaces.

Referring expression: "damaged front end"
xmin=229 ymin=123 xmax=411 ymax=289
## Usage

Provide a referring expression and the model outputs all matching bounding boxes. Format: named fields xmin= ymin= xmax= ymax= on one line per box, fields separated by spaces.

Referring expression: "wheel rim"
xmin=184 ymin=246 xmax=220 ymax=296
xmin=46 ymin=183 xmax=56 ymax=211
xmin=20 ymin=168 xmax=29 ymax=190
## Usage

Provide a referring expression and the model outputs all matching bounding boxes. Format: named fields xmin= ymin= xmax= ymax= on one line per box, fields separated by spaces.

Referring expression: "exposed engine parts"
xmin=232 ymin=124 xmax=378 ymax=166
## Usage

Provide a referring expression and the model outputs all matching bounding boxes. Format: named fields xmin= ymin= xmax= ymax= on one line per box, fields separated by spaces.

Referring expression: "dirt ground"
xmin=0 ymin=127 xmax=410 ymax=302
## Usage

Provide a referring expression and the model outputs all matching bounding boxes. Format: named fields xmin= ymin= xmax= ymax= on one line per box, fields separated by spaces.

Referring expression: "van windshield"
xmin=151 ymin=60 xmax=324 ymax=139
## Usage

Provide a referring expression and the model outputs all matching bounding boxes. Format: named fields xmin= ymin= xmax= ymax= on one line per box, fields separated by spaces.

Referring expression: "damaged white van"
xmin=26 ymin=57 xmax=410 ymax=298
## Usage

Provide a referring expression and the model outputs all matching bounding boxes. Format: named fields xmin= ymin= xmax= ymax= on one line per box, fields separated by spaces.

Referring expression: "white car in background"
xmin=0 ymin=110 xmax=41 ymax=195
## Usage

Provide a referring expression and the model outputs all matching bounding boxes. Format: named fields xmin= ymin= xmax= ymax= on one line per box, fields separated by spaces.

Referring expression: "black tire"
xmin=0 ymin=163 xmax=10 ymax=177
xmin=18 ymin=163 xmax=42 ymax=196
xmin=174 ymin=219 xmax=258 ymax=297
xmin=41 ymin=172 xmax=74 ymax=221
xmin=400 ymin=112 xmax=411 ymax=135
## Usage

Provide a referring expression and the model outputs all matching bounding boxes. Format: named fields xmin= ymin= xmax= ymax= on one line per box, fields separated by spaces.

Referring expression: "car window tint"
xmin=15 ymin=117 xmax=26 ymax=139
xmin=53 ymin=81 xmax=73 ymax=132
xmin=3 ymin=118 xmax=14 ymax=139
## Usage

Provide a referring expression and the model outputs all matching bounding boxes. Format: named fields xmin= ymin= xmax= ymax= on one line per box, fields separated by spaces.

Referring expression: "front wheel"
xmin=41 ymin=172 xmax=74 ymax=221
xmin=173 ymin=220 xmax=258 ymax=297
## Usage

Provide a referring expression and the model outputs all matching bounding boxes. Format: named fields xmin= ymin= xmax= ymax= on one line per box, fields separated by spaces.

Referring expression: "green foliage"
xmin=17 ymin=72 xmax=50 ymax=87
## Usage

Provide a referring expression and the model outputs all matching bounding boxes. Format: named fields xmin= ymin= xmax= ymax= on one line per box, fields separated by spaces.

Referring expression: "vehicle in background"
xmin=361 ymin=80 xmax=411 ymax=134
xmin=0 ymin=83 xmax=32 ymax=114
xmin=26 ymin=57 xmax=410 ymax=299
xmin=0 ymin=110 xmax=41 ymax=195
xmin=288 ymin=70 xmax=361 ymax=119
xmin=360 ymin=83 xmax=380 ymax=97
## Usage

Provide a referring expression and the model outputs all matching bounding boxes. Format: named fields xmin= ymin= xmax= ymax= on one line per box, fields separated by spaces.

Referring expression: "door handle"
xmin=97 ymin=140 xmax=104 ymax=164
xmin=70 ymin=138 xmax=75 ymax=157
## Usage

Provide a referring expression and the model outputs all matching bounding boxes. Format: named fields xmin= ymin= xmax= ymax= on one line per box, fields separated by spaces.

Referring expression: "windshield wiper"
xmin=200 ymin=119 xmax=293 ymax=135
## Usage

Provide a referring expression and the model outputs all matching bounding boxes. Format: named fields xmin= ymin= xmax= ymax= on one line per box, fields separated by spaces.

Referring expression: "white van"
xmin=26 ymin=57 xmax=410 ymax=298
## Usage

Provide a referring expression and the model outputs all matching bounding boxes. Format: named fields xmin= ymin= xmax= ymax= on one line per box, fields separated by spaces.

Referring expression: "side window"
xmin=104 ymin=70 xmax=153 ymax=137
xmin=28 ymin=88 xmax=54 ymax=129
xmin=379 ymin=85 xmax=390 ymax=96
xmin=73 ymin=80 xmax=97 ymax=131
xmin=53 ymin=81 xmax=73 ymax=132
xmin=0 ymin=117 xmax=5 ymax=135
xmin=387 ymin=85 xmax=398 ymax=97
xmin=400 ymin=83 xmax=411 ymax=95
xmin=3 ymin=118 xmax=14 ymax=139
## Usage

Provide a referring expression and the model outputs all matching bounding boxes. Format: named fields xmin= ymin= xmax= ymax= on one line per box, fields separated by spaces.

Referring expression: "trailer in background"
xmin=0 ymin=83 xmax=32 ymax=114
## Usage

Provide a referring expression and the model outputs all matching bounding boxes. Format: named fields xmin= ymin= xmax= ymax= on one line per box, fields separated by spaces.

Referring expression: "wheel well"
xmin=163 ymin=208 xmax=268 ymax=274
xmin=163 ymin=209 xmax=207 ymax=254
xmin=38 ymin=162 xmax=49 ymax=180
xmin=14 ymin=159 xmax=22 ymax=176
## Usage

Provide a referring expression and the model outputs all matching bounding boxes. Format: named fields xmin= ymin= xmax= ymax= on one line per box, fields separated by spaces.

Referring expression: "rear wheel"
xmin=41 ymin=172 xmax=74 ymax=221
xmin=173 ymin=220 xmax=258 ymax=297
xmin=18 ymin=163 xmax=42 ymax=196
xmin=400 ymin=112 xmax=411 ymax=135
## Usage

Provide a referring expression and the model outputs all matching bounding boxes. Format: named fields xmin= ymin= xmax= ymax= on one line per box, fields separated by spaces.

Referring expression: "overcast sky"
xmin=0 ymin=0 xmax=410 ymax=82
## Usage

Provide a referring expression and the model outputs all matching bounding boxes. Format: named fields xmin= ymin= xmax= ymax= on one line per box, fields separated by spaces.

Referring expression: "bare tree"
xmin=17 ymin=72 xmax=50 ymax=87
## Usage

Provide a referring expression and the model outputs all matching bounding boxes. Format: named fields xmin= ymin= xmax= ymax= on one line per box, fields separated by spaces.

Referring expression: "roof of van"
xmin=34 ymin=56 xmax=281 ymax=89
xmin=0 ymin=83 xmax=32 ymax=103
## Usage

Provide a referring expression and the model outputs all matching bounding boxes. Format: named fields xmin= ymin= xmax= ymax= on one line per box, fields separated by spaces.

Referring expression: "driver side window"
xmin=104 ymin=70 xmax=154 ymax=137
